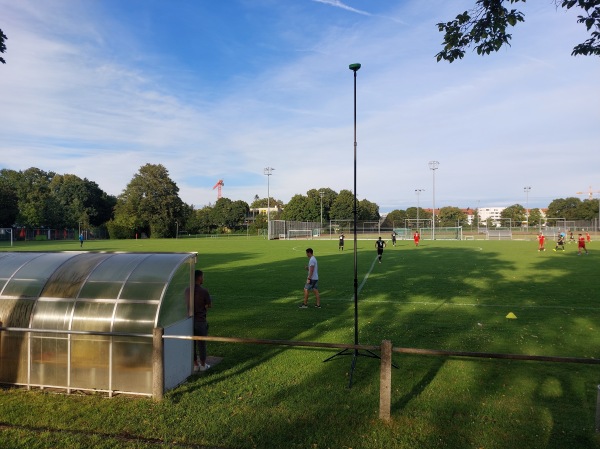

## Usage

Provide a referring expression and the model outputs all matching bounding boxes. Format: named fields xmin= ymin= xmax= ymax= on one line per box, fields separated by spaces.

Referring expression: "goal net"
xmin=486 ymin=228 xmax=513 ymax=240
xmin=392 ymin=228 xmax=411 ymax=240
xmin=419 ymin=226 xmax=463 ymax=240
xmin=287 ymin=229 xmax=313 ymax=240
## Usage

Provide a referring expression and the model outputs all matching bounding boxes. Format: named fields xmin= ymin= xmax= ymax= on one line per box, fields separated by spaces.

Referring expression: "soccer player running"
xmin=413 ymin=231 xmax=420 ymax=247
xmin=391 ymin=231 xmax=397 ymax=247
xmin=300 ymin=248 xmax=321 ymax=308
xmin=578 ymin=233 xmax=589 ymax=255
xmin=554 ymin=233 xmax=565 ymax=251
xmin=537 ymin=232 xmax=546 ymax=251
xmin=375 ymin=236 xmax=386 ymax=263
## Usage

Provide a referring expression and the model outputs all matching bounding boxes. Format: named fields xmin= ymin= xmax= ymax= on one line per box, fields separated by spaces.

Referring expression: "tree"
xmin=0 ymin=182 xmax=18 ymax=227
xmin=329 ymin=189 xmax=354 ymax=220
xmin=358 ymin=199 xmax=380 ymax=221
xmin=113 ymin=164 xmax=184 ymax=238
xmin=49 ymin=174 xmax=116 ymax=229
xmin=438 ymin=206 xmax=468 ymax=227
xmin=546 ymin=197 xmax=583 ymax=222
xmin=577 ymin=199 xmax=599 ymax=220
xmin=13 ymin=168 xmax=55 ymax=228
xmin=0 ymin=28 xmax=7 ymax=64
xmin=501 ymin=203 xmax=526 ymax=226
xmin=281 ymin=194 xmax=309 ymax=221
xmin=405 ymin=207 xmax=432 ymax=226
xmin=189 ymin=206 xmax=215 ymax=234
xmin=437 ymin=0 xmax=600 ymax=62
xmin=528 ymin=208 xmax=542 ymax=227
xmin=382 ymin=209 xmax=407 ymax=228
xmin=210 ymin=198 xmax=249 ymax=232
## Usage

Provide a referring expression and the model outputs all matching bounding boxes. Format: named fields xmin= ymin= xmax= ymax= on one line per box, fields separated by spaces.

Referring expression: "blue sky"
xmin=1 ymin=0 xmax=598 ymax=212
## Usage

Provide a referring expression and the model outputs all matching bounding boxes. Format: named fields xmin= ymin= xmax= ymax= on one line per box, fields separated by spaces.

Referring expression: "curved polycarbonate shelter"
xmin=0 ymin=252 xmax=197 ymax=396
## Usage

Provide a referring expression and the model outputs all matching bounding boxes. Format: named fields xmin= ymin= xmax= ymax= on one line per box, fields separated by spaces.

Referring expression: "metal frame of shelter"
xmin=0 ymin=251 xmax=198 ymax=397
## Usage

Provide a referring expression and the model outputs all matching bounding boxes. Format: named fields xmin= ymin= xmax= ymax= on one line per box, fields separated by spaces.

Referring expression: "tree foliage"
xmin=500 ymin=203 xmax=526 ymax=225
xmin=381 ymin=209 xmax=407 ymax=228
xmin=546 ymin=197 xmax=585 ymax=220
xmin=112 ymin=164 xmax=184 ymax=238
xmin=527 ymin=208 xmax=542 ymax=226
xmin=0 ymin=167 xmax=116 ymax=230
xmin=438 ymin=206 xmax=468 ymax=227
xmin=210 ymin=198 xmax=249 ymax=231
xmin=437 ymin=0 xmax=600 ymax=62
xmin=0 ymin=180 xmax=18 ymax=227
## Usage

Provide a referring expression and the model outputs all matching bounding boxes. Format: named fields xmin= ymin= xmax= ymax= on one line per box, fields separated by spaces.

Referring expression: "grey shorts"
xmin=304 ymin=279 xmax=319 ymax=290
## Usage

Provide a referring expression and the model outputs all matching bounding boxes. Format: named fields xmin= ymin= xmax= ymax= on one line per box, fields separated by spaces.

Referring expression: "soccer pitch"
xmin=1 ymin=237 xmax=599 ymax=448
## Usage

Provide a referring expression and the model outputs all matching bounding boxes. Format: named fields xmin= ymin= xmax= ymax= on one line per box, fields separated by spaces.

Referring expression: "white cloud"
xmin=0 ymin=0 xmax=598 ymax=212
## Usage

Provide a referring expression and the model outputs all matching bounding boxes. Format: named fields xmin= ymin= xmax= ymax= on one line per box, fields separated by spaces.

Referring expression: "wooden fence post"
xmin=379 ymin=339 xmax=392 ymax=421
xmin=596 ymin=385 xmax=600 ymax=432
xmin=152 ymin=327 xmax=164 ymax=401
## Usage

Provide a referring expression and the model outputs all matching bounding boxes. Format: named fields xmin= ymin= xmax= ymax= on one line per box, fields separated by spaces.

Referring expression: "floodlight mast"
xmin=428 ymin=161 xmax=439 ymax=239
xmin=264 ymin=167 xmax=275 ymax=239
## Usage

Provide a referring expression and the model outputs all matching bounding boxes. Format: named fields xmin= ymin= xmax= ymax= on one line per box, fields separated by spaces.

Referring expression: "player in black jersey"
xmin=375 ymin=237 xmax=386 ymax=263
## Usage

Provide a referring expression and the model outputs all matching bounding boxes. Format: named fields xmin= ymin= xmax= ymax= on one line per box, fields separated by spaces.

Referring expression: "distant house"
xmin=478 ymin=207 xmax=505 ymax=226
xmin=250 ymin=206 xmax=282 ymax=216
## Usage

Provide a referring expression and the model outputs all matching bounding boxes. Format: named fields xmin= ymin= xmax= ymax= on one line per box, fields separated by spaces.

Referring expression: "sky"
xmin=1 ymin=0 xmax=599 ymax=213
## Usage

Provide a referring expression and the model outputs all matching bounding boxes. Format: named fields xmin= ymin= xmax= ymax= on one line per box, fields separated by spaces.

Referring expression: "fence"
xmin=0 ymin=227 xmax=108 ymax=242
xmin=3 ymin=323 xmax=600 ymax=425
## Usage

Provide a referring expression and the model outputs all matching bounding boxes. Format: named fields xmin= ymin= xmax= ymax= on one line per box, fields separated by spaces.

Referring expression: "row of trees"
xmin=0 ymin=164 xmax=383 ymax=238
xmin=382 ymin=197 xmax=599 ymax=230
xmin=0 ymin=168 xmax=116 ymax=231
xmin=500 ymin=198 xmax=599 ymax=226
xmin=2 ymin=165 xmax=598 ymax=238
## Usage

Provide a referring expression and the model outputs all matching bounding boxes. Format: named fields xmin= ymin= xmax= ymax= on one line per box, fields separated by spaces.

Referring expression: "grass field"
xmin=1 ymin=236 xmax=599 ymax=448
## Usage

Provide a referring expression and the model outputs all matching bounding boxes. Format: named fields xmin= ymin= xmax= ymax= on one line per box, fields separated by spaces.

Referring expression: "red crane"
xmin=212 ymin=179 xmax=224 ymax=200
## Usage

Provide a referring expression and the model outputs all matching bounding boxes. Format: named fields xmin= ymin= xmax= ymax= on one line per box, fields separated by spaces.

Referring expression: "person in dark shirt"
xmin=375 ymin=237 xmax=386 ymax=263
xmin=185 ymin=270 xmax=212 ymax=372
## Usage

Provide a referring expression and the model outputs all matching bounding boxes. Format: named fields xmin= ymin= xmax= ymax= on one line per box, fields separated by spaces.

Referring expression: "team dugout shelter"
xmin=0 ymin=251 xmax=198 ymax=397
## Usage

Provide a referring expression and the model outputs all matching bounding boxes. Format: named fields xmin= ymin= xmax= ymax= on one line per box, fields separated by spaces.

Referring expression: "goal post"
xmin=287 ymin=229 xmax=313 ymax=240
xmin=0 ymin=228 xmax=14 ymax=247
xmin=419 ymin=226 xmax=463 ymax=240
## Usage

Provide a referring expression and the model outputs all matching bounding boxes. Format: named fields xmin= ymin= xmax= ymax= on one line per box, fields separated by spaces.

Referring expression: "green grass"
xmin=1 ymin=236 xmax=600 ymax=448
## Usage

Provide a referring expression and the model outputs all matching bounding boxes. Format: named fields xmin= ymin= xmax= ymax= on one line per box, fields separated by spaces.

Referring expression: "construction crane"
xmin=212 ymin=179 xmax=224 ymax=200
xmin=576 ymin=186 xmax=600 ymax=200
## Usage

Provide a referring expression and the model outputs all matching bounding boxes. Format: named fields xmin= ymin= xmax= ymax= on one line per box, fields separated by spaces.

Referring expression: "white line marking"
xmin=314 ymin=297 xmax=600 ymax=311
xmin=353 ymin=256 xmax=379 ymax=299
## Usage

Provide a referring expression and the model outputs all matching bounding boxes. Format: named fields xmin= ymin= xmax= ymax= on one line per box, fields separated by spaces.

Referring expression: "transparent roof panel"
xmin=128 ymin=254 xmax=187 ymax=283
xmin=0 ymin=252 xmax=195 ymax=331
xmin=113 ymin=302 xmax=158 ymax=333
xmin=87 ymin=254 xmax=151 ymax=282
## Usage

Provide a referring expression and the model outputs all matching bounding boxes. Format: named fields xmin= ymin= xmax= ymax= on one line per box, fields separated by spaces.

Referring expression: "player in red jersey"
xmin=578 ymin=233 xmax=588 ymax=255
xmin=537 ymin=232 xmax=546 ymax=251
xmin=413 ymin=231 xmax=420 ymax=247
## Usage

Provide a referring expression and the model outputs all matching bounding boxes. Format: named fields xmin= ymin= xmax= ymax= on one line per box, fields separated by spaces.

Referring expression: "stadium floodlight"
xmin=324 ymin=62 xmax=385 ymax=387
xmin=319 ymin=190 xmax=324 ymax=230
xmin=524 ymin=186 xmax=531 ymax=229
xmin=415 ymin=189 xmax=425 ymax=229
xmin=428 ymin=161 xmax=439 ymax=239
xmin=264 ymin=167 xmax=275 ymax=239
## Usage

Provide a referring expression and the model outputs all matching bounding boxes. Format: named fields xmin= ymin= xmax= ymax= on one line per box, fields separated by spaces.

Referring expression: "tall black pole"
xmin=351 ymin=64 xmax=360 ymax=349
xmin=324 ymin=63 xmax=387 ymax=388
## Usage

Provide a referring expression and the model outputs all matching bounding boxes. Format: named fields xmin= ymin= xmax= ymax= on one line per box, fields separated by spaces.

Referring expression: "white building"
xmin=478 ymin=207 xmax=506 ymax=226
